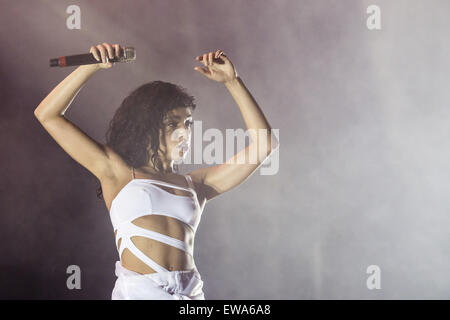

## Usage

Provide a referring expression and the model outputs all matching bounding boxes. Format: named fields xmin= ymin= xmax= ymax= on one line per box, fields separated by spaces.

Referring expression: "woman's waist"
xmin=128 ymin=234 xmax=194 ymax=256
xmin=120 ymin=238 xmax=196 ymax=274
xmin=115 ymin=214 xmax=195 ymax=245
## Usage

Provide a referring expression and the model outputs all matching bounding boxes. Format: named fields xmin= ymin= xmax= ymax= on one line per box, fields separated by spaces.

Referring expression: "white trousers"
xmin=111 ymin=261 xmax=205 ymax=300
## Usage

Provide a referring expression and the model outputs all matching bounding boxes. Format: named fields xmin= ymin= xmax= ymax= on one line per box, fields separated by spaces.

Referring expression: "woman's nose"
xmin=172 ymin=127 xmax=190 ymax=143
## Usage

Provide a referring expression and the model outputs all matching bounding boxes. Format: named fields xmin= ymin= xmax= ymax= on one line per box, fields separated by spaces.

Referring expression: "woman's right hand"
xmin=89 ymin=42 xmax=124 ymax=69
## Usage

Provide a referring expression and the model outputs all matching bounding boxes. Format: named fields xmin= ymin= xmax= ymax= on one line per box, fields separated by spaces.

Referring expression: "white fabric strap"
xmin=125 ymin=222 xmax=191 ymax=255
xmin=184 ymin=174 xmax=196 ymax=195
xmin=124 ymin=237 xmax=169 ymax=273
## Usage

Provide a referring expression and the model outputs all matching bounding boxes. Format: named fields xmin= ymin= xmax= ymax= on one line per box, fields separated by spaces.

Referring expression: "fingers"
xmin=102 ymin=42 xmax=114 ymax=60
xmin=113 ymin=44 xmax=122 ymax=58
xmin=96 ymin=44 xmax=108 ymax=63
xmin=218 ymin=51 xmax=227 ymax=60
xmin=90 ymin=46 xmax=100 ymax=61
xmin=90 ymin=42 xmax=123 ymax=63
xmin=208 ymin=52 xmax=214 ymax=65
xmin=194 ymin=66 xmax=209 ymax=77
xmin=195 ymin=49 xmax=227 ymax=66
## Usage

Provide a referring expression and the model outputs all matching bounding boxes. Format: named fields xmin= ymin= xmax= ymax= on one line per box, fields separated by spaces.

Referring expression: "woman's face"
xmin=160 ymin=107 xmax=193 ymax=162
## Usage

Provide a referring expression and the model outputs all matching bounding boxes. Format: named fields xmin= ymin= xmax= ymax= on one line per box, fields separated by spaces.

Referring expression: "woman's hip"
xmin=111 ymin=261 xmax=205 ymax=300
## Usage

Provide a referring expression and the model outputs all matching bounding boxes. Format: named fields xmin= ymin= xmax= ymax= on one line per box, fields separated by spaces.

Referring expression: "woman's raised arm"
xmin=192 ymin=50 xmax=279 ymax=201
xmin=34 ymin=43 xmax=122 ymax=180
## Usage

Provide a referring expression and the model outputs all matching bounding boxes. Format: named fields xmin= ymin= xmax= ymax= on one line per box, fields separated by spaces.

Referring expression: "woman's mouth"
xmin=178 ymin=142 xmax=189 ymax=152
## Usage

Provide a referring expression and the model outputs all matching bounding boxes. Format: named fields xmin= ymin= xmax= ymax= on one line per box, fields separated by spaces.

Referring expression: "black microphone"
xmin=49 ymin=46 xmax=136 ymax=67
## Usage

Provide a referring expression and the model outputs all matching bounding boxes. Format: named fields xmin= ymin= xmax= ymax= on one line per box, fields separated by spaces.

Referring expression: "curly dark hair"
xmin=96 ymin=80 xmax=196 ymax=199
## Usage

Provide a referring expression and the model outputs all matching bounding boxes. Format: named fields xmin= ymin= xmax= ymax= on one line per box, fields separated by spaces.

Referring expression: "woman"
xmin=34 ymin=42 xmax=278 ymax=300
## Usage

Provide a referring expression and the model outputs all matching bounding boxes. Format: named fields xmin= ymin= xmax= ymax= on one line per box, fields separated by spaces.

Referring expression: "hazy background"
xmin=1 ymin=0 xmax=450 ymax=299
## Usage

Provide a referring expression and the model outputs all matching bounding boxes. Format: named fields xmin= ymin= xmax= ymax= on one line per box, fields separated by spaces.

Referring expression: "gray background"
xmin=1 ymin=0 xmax=450 ymax=299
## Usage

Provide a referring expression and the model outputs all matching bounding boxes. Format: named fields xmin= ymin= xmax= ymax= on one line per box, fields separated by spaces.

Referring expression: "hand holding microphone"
xmin=89 ymin=43 xmax=126 ymax=69
xmin=50 ymin=42 xmax=136 ymax=69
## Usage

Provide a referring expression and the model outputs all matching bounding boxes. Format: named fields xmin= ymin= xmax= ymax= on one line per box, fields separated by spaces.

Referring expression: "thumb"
xmin=219 ymin=52 xmax=230 ymax=62
xmin=194 ymin=66 xmax=209 ymax=77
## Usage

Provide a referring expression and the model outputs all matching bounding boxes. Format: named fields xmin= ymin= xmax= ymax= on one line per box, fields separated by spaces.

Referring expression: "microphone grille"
xmin=121 ymin=47 xmax=136 ymax=62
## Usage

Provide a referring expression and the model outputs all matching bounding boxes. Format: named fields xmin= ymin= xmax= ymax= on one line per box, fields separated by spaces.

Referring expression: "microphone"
xmin=49 ymin=46 xmax=136 ymax=67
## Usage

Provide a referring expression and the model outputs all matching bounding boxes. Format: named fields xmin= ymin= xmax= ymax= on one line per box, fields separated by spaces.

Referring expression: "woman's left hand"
xmin=194 ymin=50 xmax=238 ymax=83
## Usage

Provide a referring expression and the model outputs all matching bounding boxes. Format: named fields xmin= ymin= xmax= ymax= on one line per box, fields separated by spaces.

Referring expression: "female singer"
xmin=34 ymin=42 xmax=278 ymax=299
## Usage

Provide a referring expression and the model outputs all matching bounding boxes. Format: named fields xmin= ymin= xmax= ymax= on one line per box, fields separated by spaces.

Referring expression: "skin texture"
xmin=34 ymin=42 xmax=278 ymax=274
xmin=158 ymin=107 xmax=194 ymax=171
